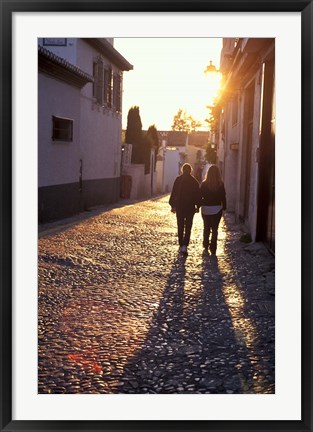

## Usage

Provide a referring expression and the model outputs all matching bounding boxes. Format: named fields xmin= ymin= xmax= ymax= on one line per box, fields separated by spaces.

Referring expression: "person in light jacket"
xmin=169 ymin=163 xmax=201 ymax=255
xmin=200 ymin=165 xmax=226 ymax=255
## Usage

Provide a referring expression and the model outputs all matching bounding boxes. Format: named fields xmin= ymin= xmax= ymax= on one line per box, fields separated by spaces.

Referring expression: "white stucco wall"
xmin=38 ymin=73 xmax=81 ymax=187
xmin=224 ymin=101 xmax=239 ymax=212
xmin=156 ymin=147 xmax=180 ymax=194
xmin=38 ymin=38 xmax=78 ymax=65
xmin=156 ymin=159 xmax=164 ymax=194
xmin=79 ymin=99 xmax=122 ymax=181
xmin=77 ymin=39 xmax=123 ymax=182
xmin=39 ymin=38 xmax=126 ymax=195
xmin=122 ymin=164 xmax=145 ymax=199
xmin=163 ymin=148 xmax=180 ymax=193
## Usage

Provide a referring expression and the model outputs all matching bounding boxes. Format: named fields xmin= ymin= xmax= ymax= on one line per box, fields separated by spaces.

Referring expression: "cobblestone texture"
xmin=38 ymin=195 xmax=275 ymax=394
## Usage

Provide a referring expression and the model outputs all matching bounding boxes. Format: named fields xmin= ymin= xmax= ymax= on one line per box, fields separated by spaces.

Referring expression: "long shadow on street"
xmin=114 ymin=251 xmax=260 ymax=394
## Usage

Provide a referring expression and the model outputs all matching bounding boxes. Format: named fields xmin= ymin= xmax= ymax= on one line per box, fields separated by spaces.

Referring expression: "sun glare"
xmin=114 ymin=38 xmax=223 ymax=131
xmin=205 ymin=72 xmax=222 ymax=106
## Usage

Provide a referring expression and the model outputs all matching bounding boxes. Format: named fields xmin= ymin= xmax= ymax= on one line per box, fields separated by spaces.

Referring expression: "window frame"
xmin=104 ymin=67 xmax=112 ymax=108
xmin=52 ymin=115 xmax=74 ymax=142
xmin=113 ymin=72 xmax=122 ymax=112
xmin=92 ymin=57 xmax=123 ymax=112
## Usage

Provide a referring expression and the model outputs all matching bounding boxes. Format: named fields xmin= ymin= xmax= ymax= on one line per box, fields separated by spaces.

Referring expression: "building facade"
xmin=156 ymin=131 xmax=188 ymax=193
xmin=38 ymin=38 xmax=132 ymax=222
xmin=215 ymin=38 xmax=275 ymax=252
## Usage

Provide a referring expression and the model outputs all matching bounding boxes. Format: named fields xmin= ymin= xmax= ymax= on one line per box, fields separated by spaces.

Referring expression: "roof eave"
xmin=82 ymin=38 xmax=133 ymax=71
xmin=38 ymin=46 xmax=94 ymax=88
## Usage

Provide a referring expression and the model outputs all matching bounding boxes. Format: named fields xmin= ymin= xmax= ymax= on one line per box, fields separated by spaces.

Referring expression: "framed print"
xmin=1 ymin=0 xmax=312 ymax=431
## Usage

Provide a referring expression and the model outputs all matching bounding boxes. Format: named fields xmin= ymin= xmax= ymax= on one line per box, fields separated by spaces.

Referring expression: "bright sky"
xmin=114 ymin=38 xmax=223 ymax=131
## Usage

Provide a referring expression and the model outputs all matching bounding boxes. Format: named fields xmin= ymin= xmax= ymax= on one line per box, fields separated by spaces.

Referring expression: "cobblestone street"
xmin=38 ymin=195 xmax=275 ymax=394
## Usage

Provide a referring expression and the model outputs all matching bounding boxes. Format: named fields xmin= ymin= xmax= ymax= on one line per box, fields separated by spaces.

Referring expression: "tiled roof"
xmin=188 ymin=131 xmax=210 ymax=148
xmin=158 ymin=130 xmax=188 ymax=147
xmin=38 ymin=45 xmax=94 ymax=87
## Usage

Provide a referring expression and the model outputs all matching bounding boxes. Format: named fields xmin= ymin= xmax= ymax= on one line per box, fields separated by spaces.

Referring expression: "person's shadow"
xmin=114 ymin=251 xmax=255 ymax=394
xmin=114 ymin=253 xmax=186 ymax=393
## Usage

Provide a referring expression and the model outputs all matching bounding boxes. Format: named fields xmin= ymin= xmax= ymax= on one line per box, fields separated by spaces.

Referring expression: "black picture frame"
xmin=1 ymin=1 xmax=312 ymax=431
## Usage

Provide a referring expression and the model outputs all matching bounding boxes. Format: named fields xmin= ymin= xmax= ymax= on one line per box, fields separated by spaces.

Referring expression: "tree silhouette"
xmin=125 ymin=107 xmax=155 ymax=171
xmin=172 ymin=109 xmax=202 ymax=132
xmin=125 ymin=106 xmax=142 ymax=145
xmin=125 ymin=106 xmax=144 ymax=164
xmin=147 ymin=124 xmax=160 ymax=169
xmin=205 ymin=101 xmax=222 ymax=135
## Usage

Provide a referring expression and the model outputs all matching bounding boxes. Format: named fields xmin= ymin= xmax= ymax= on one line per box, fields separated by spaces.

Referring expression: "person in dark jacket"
xmin=200 ymin=164 xmax=226 ymax=255
xmin=169 ymin=163 xmax=201 ymax=254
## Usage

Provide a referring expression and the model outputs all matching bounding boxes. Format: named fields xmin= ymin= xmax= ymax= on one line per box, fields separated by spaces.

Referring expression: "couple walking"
xmin=169 ymin=163 xmax=226 ymax=255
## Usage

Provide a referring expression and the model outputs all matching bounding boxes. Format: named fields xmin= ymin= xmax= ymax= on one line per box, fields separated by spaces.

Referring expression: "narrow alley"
xmin=38 ymin=195 xmax=275 ymax=395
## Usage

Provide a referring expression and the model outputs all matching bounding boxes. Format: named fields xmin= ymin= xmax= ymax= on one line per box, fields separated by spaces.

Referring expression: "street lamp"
xmin=204 ymin=60 xmax=219 ymax=75
xmin=204 ymin=59 xmax=222 ymax=99
xmin=204 ymin=61 xmax=221 ymax=164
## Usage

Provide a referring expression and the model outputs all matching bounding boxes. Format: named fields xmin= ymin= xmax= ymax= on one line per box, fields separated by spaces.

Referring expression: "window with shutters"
xmin=113 ymin=73 xmax=122 ymax=112
xmin=92 ymin=61 xmax=97 ymax=98
xmin=104 ymin=68 xmax=112 ymax=108
xmin=92 ymin=58 xmax=121 ymax=110
xmin=93 ymin=59 xmax=104 ymax=105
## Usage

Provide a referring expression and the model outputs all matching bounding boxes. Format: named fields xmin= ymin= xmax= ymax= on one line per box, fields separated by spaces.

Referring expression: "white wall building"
xmin=162 ymin=147 xmax=181 ymax=193
xmin=38 ymin=38 xmax=133 ymax=222
xmin=121 ymin=144 xmax=157 ymax=200
xmin=155 ymin=131 xmax=187 ymax=194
